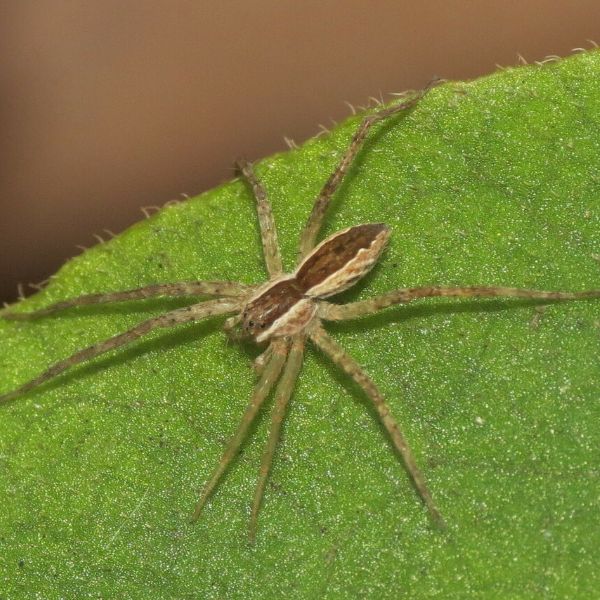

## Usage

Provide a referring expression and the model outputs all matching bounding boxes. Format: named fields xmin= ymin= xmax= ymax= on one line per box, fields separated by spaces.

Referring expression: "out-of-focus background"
xmin=1 ymin=1 xmax=599 ymax=303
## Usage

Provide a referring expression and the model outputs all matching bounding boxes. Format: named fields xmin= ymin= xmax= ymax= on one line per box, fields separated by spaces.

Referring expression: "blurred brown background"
xmin=1 ymin=1 xmax=599 ymax=304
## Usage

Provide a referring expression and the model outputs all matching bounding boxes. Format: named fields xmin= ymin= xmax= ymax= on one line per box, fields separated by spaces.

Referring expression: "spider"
xmin=1 ymin=87 xmax=600 ymax=542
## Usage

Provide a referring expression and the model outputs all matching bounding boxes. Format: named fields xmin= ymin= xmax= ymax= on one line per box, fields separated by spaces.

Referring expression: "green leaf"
xmin=1 ymin=50 xmax=599 ymax=598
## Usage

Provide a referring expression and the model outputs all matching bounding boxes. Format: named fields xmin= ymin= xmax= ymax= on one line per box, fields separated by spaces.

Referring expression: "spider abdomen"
xmin=297 ymin=223 xmax=390 ymax=298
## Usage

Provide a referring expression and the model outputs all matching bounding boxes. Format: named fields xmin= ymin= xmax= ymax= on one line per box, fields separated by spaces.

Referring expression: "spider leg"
xmin=190 ymin=338 xmax=289 ymax=523
xmin=249 ymin=334 xmax=305 ymax=542
xmin=298 ymin=85 xmax=433 ymax=260
xmin=1 ymin=281 xmax=251 ymax=320
xmin=317 ymin=285 xmax=600 ymax=321
xmin=0 ymin=298 xmax=239 ymax=404
xmin=236 ymin=159 xmax=283 ymax=277
xmin=309 ymin=321 xmax=444 ymax=527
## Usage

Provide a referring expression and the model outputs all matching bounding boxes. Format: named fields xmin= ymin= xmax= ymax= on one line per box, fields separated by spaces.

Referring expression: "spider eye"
xmin=248 ymin=320 xmax=254 ymax=327
xmin=260 ymin=323 xmax=266 ymax=329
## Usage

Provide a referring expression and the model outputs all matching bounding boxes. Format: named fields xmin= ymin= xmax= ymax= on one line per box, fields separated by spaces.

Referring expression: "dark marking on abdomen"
xmin=296 ymin=224 xmax=388 ymax=291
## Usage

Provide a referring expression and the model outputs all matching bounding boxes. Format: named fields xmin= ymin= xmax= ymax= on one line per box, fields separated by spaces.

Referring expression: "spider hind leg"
xmin=309 ymin=322 xmax=444 ymax=527
xmin=298 ymin=85 xmax=434 ymax=260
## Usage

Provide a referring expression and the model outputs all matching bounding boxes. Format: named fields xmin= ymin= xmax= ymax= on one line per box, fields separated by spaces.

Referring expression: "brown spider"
xmin=1 ymin=88 xmax=599 ymax=542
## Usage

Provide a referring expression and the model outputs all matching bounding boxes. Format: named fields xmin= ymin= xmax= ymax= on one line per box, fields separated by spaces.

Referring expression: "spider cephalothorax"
xmin=2 ymin=86 xmax=599 ymax=541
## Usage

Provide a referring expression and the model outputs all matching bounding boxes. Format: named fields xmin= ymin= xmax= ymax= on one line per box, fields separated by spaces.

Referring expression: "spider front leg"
xmin=309 ymin=322 xmax=444 ymax=527
xmin=249 ymin=334 xmax=305 ymax=542
xmin=236 ymin=159 xmax=283 ymax=277
xmin=1 ymin=280 xmax=251 ymax=320
xmin=317 ymin=285 xmax=600 ymax=321
xmin=190 ymin=338 xmax=289 ymax=523
xmin=0 ymin=298 xmax=240 ymax=404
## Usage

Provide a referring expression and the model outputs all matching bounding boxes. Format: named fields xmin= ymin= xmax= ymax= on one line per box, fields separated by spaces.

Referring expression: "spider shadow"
xmin=17 ymin=298 xmax=288 ymax=477
xmin=17 ymin=307 xmax=226 ymax=406
xmin=34 ymin=296 xmax=205 ymax=318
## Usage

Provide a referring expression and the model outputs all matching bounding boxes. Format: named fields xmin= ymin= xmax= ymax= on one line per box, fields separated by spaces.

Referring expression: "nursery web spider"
xmin=2 ymin=87 xmax=600 ymax=541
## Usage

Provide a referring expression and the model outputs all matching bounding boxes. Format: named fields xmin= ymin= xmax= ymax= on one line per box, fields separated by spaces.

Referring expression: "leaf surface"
xmin=1 ymin=50 xmax=599 ymax=598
